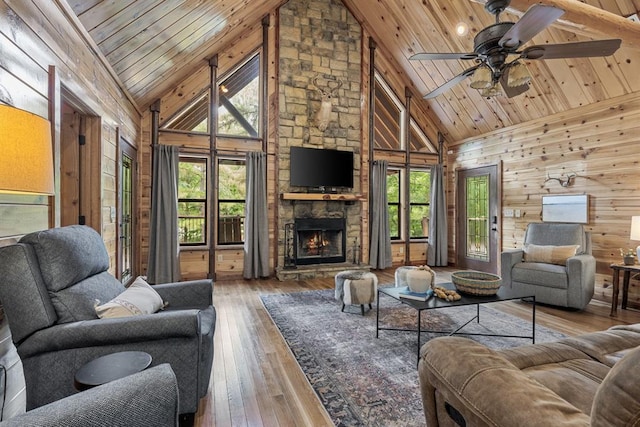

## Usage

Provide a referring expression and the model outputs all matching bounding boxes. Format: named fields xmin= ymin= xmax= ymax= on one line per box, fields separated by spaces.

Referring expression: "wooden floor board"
xmin=196 ymin=267 xmax=640 ymax=426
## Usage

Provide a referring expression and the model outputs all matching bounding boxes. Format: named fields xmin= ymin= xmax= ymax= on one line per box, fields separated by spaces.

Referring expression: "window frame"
xmin=387 ymin=168 xmax=402 ymax=241
xmin=178 ymin=156 xmax=209 ymax=248
xmin=217 ymin=51 xmax=262 ymax=139
xmin=217 ymin=157 xmax=247 ymax=246
xmin=408 ymin=168 xmax=431 ymax=241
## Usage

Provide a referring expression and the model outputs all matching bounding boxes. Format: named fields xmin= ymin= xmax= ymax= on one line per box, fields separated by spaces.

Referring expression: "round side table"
xmin=74 ymin=351 xmax=152 ymax=391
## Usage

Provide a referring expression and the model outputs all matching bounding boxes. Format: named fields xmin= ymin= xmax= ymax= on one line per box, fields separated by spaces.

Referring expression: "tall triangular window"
xmin=218 ymin=53 xmax=261 ymax=137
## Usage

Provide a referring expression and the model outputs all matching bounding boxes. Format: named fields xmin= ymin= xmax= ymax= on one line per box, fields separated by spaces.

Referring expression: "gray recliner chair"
xmin=0 ymin=225 xmax=215 ymax=419
xmin=501 ymin=222 xmax=596 ymax=310
xmin=1 ymin=364 xmax=179 ymax=426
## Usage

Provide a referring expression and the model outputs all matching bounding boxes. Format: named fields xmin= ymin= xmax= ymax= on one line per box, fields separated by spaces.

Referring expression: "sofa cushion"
xmin=524 ymin=243 xmax=579 ymax=265
xmin=499 ymin=342 xmax=609 ymax=415
xmin=0 ymin=243 xmax=58 ymax=343
xmin=51 ymin=272 xmax=125 ymax=323
xmin=591 ymin=345 xmax=640 ymax=427
xmin=95 ymin=276 xmax=165 ymax=318
xmin=525 ymin=223 xmax=587 ymax=254
xmin=20 ymin=225 xmax=110 ymax=292
xmin=512 ymin=262 xmax=568 ymax=289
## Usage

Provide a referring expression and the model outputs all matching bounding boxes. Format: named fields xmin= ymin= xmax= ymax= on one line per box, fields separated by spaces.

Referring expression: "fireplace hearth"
xmin=294 ymin=218 xmax=346 ymax=265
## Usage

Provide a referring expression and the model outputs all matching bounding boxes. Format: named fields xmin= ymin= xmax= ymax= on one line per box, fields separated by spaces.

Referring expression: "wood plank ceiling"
xmin=69 ymin=0 xmax=640 ymax=142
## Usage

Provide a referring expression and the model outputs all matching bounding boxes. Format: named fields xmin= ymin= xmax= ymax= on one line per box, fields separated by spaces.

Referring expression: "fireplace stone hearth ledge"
xmin=276 ymin=263 xmax=371 ymax=281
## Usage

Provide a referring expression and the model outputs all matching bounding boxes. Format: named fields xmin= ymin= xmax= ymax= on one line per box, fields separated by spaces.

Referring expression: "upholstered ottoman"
xmin=334 ymin=270 xmax=378 ymax=315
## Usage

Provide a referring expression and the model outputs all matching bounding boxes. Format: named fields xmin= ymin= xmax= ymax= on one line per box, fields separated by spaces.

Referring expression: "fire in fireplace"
xmin=294 ymin=218 xmax=346 ymax=265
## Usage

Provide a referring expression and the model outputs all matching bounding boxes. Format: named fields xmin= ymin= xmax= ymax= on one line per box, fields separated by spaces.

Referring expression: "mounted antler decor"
xmin=545 ymin=172 xmax=578 ymax=187
xmin=311 ymin=74 xmax=343 ymax=131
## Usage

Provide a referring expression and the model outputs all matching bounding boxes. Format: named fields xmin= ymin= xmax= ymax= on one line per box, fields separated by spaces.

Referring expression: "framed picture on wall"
xmin=542 ymin=194 xmax=589 ymax=224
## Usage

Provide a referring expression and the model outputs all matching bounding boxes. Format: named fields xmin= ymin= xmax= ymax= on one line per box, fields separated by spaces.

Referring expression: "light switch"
xmin=504 ymin=208 xmax=514 ymax=217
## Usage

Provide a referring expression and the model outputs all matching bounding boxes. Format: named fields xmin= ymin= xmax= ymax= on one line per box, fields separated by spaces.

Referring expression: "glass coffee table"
xmin=376 ymin=282 xmax=536 ymax=364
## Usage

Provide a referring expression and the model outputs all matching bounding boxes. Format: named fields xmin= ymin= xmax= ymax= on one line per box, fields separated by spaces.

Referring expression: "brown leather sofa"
xmin=418 ymin=324 xmax=640 ymax=426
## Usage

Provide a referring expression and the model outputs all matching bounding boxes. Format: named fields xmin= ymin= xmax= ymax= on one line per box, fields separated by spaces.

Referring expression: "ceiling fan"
xmin=410 ymin=0 xmax=622 ymax=99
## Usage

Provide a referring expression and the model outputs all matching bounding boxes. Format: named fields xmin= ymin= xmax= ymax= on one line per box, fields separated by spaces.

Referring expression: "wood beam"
xmin=471 ymin=0 xmax=640 ymax=49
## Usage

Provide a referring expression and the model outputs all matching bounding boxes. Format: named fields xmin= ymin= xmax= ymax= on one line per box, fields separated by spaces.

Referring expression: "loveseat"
xmin=0 ymin=225 xmax=215 ymax=419
xmin=501 ymin=222 xmax=596 ymax=310
xmin=418 ymin=324 xmax=640 ymax=426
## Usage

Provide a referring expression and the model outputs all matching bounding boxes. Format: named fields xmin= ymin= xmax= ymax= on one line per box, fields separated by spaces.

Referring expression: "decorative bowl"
xmin=451 ymin=271 xmax=502 ymax=296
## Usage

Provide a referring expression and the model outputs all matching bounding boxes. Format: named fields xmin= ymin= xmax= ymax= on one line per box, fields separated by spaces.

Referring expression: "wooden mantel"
xmin=280 ymin=193 xmax=365 ymax=201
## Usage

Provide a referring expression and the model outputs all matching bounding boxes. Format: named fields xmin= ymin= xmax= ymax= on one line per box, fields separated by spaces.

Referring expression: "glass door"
xmin=118 ymin=137 xmax=136 ymax=284
xmin=456 ymin=165 xmax=500 ymax=273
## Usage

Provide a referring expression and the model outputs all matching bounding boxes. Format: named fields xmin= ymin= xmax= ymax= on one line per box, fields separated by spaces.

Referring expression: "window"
xmin=218 ymin=54 xmax=260 ymax=137
xmin=178 ymin=157 xmax=208 ymax=246
xmin=374 ymin=76 xmax=404 ymax=150
xmin=162 ymin=92 xmax=209 ymax=133
xmin=218 ymin=158 xmax=246 ymax=244
xmin=409 ymin=169 xmax=431 ymax=239
xmin=387 ymin=169 xmax=401 ymax=240
xmin=409 ymin=118 xmax=437 ymax=153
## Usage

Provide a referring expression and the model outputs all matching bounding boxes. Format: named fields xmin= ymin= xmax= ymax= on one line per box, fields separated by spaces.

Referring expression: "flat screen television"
xmin=290 ymin=146 xmax=354 ymax=189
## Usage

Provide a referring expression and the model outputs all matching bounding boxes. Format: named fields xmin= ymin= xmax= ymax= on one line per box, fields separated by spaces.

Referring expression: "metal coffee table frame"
xmin=376 ymin=283 xmax=536 ymax=364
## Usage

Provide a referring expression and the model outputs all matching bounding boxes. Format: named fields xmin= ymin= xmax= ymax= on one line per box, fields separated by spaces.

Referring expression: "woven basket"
xmin=451 ymin=271 xmax=502 ymax=296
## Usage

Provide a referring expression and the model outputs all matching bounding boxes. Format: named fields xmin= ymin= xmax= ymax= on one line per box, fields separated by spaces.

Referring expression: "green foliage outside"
xmin=218 ymin=160 xmax=246 ymax=243
xmin=178 ymin=159 xmax=207 ymax=244
xmin=386 ymin=169 xmax=431 ymax=239
xmin=409 ymin=170 xmax=430 ymax=238
xmin=218 ymin=78 xmax=259 ymax=137
xmin=387 ymin=170 xmax=400 ymax=238
xmin=466 ymin=176 xmax=489 ymax=254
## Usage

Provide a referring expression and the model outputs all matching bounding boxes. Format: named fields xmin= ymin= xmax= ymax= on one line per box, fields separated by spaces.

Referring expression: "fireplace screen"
xmin=294 ymin=218 xmax=346 ymax=265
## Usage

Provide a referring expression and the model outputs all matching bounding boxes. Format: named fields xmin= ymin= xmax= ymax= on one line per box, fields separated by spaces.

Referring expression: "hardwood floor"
xmin=195 ymin=267 xmax=640 ymax=427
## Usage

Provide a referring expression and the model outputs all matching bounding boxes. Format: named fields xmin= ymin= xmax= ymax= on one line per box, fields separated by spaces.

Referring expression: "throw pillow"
xmin=523 ymin=244 xmax=580 ymax=266
xmin=95 ymin=276 xmax=165 ymax=318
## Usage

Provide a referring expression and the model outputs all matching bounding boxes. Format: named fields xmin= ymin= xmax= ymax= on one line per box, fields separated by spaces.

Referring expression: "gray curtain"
xmin=243 ymin=151 xmax=269 ymax=279
xmin=369 ymin=160 xmax=392 ymax=269
xmin=147 ymin=144 xmax=181 ymax=283
xmin=428 ymin=163 xmax=448 ymax=266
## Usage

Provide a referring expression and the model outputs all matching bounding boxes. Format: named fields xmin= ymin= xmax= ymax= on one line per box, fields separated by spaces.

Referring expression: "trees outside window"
xmin=387 ymin=169 xmax=401 ymax=239
xmin=218 ymin=54 xmax=260 ymax=137
xmin=178 ymin=157 xmax=207 ymax=245
xmin=409 ymin=169 xmax=431 ymax=239
xmin=218 ymin=158 xmax=246 ymax=244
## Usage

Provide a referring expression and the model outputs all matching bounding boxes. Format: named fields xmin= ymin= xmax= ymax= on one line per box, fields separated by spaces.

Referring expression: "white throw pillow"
xmin=95 ymin=276 xmax=165 ymax=319
xmin=523 ymin=244 xmax=580 ymax=266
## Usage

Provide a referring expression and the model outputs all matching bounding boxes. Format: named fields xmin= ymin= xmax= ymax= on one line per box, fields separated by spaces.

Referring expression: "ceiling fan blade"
xmin=423 ymin=66 xmax=478 ymax=99
xmin=499 ymin=4 xmax=565 ymax=49
xmin=410 ymin=52 xmax=479 ymax=61
xmin=499 ymin=70 xmax=529 ymax=98
xmin=522 ymin=39 xmax=622 ymax=60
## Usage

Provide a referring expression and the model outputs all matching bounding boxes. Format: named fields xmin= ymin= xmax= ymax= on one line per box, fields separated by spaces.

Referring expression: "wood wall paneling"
xmin=449 ymin=90 xmax=640 ymax=308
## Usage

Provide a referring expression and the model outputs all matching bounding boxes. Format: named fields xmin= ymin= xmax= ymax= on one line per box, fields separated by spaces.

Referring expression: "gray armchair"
xmin=1 ymin=364 xmax=179 ymax=426
xmin=501 ymin=222 xmax=595 ymax=310
xmin=0 ymin=225 xmax=215 ymax=419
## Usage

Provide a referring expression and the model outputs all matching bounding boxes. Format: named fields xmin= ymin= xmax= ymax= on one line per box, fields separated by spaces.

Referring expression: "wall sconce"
xmin=0 ymin=104 xmax=54 ymax=195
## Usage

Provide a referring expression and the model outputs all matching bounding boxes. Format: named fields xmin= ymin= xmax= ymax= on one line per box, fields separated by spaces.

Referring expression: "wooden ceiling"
xmin=69 ymin=0 xmax=640 ymax=142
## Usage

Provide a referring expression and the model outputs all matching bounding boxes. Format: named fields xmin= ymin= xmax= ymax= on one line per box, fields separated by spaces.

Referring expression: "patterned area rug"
xmin=260 ymin=287 xmax=566 ymax=427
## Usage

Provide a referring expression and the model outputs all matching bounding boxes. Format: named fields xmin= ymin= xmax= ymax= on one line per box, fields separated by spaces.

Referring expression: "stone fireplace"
xmin=276 ymin=0 xmax=366 ymax=280
xmin=294 ymin=217 xmax=346 ymax=265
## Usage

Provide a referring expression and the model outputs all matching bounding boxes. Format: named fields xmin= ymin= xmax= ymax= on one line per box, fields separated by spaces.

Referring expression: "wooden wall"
xmin=0 ymin=0 xmax=140 ymax=252
xmin=448 ymin=91 xmax=640 ymax=308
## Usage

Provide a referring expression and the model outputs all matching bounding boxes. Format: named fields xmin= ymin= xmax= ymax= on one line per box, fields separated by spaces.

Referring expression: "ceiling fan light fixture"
xmin=469 ymin=65 xmax=493 ymax=89
xmin=507 ymin=62 xmax=531 ymax=87
xmin=479 ymin=83 xmax=502 ymax=98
